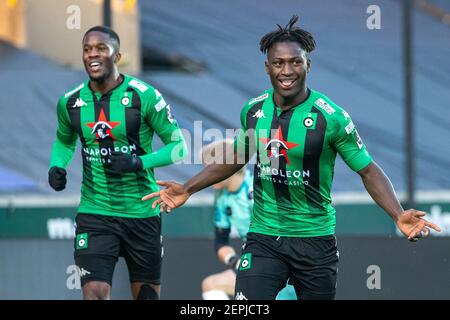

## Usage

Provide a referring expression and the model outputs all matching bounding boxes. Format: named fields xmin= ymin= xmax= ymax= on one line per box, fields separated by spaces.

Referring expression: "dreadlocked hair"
xmin=259 ymin=15 xmax=316 ymax=54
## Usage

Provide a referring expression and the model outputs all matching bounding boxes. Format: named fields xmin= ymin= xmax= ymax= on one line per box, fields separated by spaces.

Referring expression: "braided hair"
xmin=259 ymin=15 xmax=316 ymax=55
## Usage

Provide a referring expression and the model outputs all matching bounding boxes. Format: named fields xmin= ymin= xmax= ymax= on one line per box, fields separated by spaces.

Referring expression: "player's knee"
xmin=82 ymin=281 xmax=110 ymax=300
xmin=137 ymin=283 xmax=159 ymax=300
xmin=202 ymin=276 xmax=216 ymax=292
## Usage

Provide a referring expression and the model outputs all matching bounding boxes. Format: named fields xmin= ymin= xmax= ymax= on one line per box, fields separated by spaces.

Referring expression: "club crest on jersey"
xmin=259 ymin=126 xmax=299 ymax=165
xmin=303 ymin=113 xmax=317 ymax=129
xmin=121 ymin=96 xmax=130 ymax=106
xmin=86 ymin=108 xmax=120 ymax=142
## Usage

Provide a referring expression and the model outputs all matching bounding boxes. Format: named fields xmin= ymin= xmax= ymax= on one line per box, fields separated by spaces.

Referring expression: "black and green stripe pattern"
xmin=236 ymin=89 xmax=372 ymax=237
xmin=51 ymin=75 xmax=184 ymax=218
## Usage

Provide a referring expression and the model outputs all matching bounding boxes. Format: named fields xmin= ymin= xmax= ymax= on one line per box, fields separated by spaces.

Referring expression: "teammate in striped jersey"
xmin=49 ymin=26 xmax=187 ymax=300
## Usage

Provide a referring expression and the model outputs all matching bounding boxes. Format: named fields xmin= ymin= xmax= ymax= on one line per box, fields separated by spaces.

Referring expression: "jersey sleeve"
xmin=139 ymin=88 xmax=188 ymax=169
xmin=234 ymin=102 xmax=254 ymax=160
xmin=331 ymin=110 xmax=372 ymax=172
xmin=49 ymin=97 xmax=77 ymax=169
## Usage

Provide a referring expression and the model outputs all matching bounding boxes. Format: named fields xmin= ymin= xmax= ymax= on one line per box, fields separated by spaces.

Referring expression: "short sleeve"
xmin=332 ymin=110 xmax=372 ymax=172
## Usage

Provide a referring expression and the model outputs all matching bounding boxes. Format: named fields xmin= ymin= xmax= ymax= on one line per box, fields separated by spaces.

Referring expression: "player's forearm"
xmin=49 ymin=137 xmax=76 ymax=169
xmin=139 ymin=137 xmax=187 ymax=170
xmin=184 ymin=163 xmax=245 ymax=195
xmin=359 ymin=161 xmax=403 ymax=221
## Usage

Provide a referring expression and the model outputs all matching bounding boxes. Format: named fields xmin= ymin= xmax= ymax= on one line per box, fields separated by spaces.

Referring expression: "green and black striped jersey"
xmin=235 ymin=88 xmax=372 ymax=237
xmin=50 ymin=74 xmax=187 ymax=218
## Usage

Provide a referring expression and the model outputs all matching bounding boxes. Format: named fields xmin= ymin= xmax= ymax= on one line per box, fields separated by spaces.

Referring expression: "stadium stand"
xmin=0 ymin=0 xmax=449 ymax=196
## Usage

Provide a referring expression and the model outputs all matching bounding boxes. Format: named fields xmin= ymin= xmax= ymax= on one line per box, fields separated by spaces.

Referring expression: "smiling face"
xmin=82 ymin=31 xmax=120 ymax=83
xmin=265 ymin=41 xmax=310 ymax=106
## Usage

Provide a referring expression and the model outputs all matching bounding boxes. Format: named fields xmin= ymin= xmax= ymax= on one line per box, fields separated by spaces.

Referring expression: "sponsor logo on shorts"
xmin=239 ymin=253 xmax=252 ymax=271
xmin=76 ymin=233 xmax=88 ymax=250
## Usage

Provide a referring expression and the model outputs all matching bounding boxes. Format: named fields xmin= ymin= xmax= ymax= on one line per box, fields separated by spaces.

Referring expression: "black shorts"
xmin=74 ymin=213 xmax=163 ymax=287
xmin=235 ymin=232 xmax=339 ymax=300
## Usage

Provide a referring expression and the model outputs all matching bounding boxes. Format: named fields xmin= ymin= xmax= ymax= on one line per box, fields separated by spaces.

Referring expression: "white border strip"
xmin=1 ymin=190 xmax=450 ymax=208
xmin=332 ymin=190 xmax=450 ymax=205
xmin=0 ymin=195 xmax=80 ymax=208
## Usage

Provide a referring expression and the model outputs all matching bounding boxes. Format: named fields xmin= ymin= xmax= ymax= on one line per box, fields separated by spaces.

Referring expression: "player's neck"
xmin=274 ymin=86 xmax=309 ymax=111
xmin=90 ymin=71 xmax=123 ymax=95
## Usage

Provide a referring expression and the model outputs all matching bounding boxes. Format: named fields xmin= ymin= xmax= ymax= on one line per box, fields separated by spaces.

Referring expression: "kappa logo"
xmin=235 ymin=292 xmax=248 ymax=300
xmin=259 ymin=126 xmax=299 ymax=165
xmin=252 ymin=109 xmax=265 ymax=119
xmin=78 ymin=267 xmax=91 ymax=277
xmin=86 ymin=108 xmax=120 ymax=142
xmin=72 ymin=98 xmax=87 ymax=108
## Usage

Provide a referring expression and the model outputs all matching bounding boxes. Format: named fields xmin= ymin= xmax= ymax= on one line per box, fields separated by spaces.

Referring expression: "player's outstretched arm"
xmin=142 ymin=162 xmax=245 ymax=213
xmin=358 ymin=161 xmax=441 ymax=241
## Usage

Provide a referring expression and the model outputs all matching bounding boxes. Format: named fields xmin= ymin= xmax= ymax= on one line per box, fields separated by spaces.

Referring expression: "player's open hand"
xmin=141 ymin=180 xmax=190 ymax=213
xmin=395 ymin=209 xmax=441 ymax=242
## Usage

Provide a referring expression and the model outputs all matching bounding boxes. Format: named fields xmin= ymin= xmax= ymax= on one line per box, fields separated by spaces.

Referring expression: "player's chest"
xmin=66 ymin=93 xmax=147 ymax=142
xmin=251 ymin=106 xmax=332 ymax=161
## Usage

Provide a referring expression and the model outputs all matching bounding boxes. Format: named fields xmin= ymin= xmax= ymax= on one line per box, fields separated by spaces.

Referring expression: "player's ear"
xmin=307 ymin=58 xmax=311 ymax=73
xmin=264 ymin=61 xmax=269 ymax=74
xmin=114 ymin=52 xmax=122 ymax=64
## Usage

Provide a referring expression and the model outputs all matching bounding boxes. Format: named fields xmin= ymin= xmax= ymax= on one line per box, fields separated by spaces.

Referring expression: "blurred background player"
xmin=48 ymin=26 xmax=187 ymax=299
xmin=200 ymin=140 xmax=296 ymax=300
